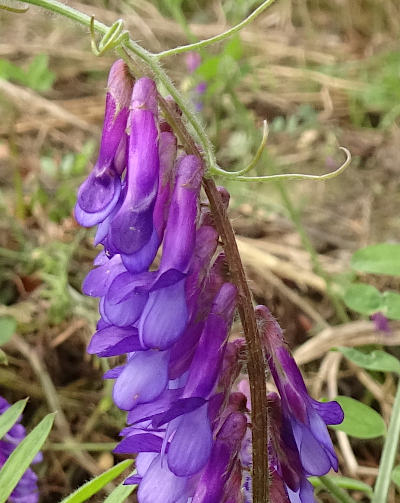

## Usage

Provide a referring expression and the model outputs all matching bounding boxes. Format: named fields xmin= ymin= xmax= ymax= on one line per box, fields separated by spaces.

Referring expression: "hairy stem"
xmin=203 ymin=179 xmax=269 ymax=503
xmin=153 ymin=94 xmax=270 ymax=502
xmin=13 ymin=1 xmax=273 ymax=499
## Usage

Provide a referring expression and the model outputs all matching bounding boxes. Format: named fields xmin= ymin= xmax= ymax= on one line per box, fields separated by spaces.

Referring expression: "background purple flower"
xmin=0 ymin=397 xmax=42 ymax=503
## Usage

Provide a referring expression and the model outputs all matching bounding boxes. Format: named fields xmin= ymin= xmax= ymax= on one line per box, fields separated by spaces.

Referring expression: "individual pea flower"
xmin=256 ymin=306 xmax=344 ymax=477
xmin=75 ymin=59 xmax=134 ymax=227
xmin=107 ymin=77 xmax=160 ymax=260
xmin=0 ymin=397 xmax=42 ymax=503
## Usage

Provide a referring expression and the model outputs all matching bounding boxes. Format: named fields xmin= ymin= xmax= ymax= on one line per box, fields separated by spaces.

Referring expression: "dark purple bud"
xmin=153 ymin=131 xmax=178 ymax=239
xmin=256 ymin=306 xmax=343 ymax=477
xmin=113 ymin=350 xmax=170 ymax=410
xmin=216 ymin=185 xmax=230 ymax=209
xmin=183 ymin=283 xmax=237 ymax=399
xmin=191 ymin=412 xmax=247 ymax=503
xmin=269 ymin=470 xmax=291 ymax=503
xmin=159 ymin=155 xmax=203 ymax=274
xmin=184 ymin=225 xmax=219 ymax=309
xmin=218 ymin=339 xmax=246 ymax=392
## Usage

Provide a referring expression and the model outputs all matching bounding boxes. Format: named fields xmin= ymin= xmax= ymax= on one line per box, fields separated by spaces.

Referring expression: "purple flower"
xmin=75 ymin=60 xmax=133 ymax=227
xmin=256 ymin=306 xmax=343 ymax=499
xmin=185 ymin=52 xmax=202 ymax=74
xmin=76 ymin=62 xmax=345 ymax=503
xmin=0 ymin=397 xmax=42 ymax=503
xmin=184 ymin=52 xmax=207 ymax=111
xmin=371 ymin=312 xmax=390 ymax=334
xmin=108 ymin=78 xmax=160 ymax=257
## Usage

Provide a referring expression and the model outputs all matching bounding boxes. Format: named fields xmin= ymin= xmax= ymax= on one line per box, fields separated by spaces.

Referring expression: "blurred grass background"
xmin=0 ymin=0 xmax=399 ymax=501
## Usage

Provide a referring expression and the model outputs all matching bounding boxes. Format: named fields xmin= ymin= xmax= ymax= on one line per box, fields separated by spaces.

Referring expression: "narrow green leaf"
xmin=0 ymin=398 xmax=28 ymax=441
xmin=0 ymin=316 xmax=16 ymax=345
xmin=391 ymin=465 xmax=400 ymax=488
xmin=60 ymin=460 xmax=133 ymax=503
xmin=309 ymin=475 xmax=373 ymax=496
xmin=103 ymin=476 xmax=136 ymax=503
xmin=337 ymin=347 xmax=400 ymax=374
xmin=330 ymin=396 xmax=386 ymax=439
xmin=351 ymin=243 xmax=400 ymax=276
xmin=0 ymin=412 xmax=55 ymax=503
xmin=343 ymin=283 xmax=382 ymax=315
xmin=382 ymin=291 xmax=400 ymax=320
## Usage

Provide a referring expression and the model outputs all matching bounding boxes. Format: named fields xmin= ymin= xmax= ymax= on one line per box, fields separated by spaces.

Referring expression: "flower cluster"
xmin=77 ymin=60 xmax=343 ymax=503
xmin=239 ymin=307 xmax=344 ymax=503
xmin=0 ymin=397 xmax=42 ymax=503
xmin=77 ymin=60 xmax=249 ymax=502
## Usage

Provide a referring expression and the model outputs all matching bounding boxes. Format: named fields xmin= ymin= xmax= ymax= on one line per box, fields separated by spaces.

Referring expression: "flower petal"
xmin=167 ymin=403 xmax=213 ymax=477
xmin=113 ymin=350 xmax=170 ymax=410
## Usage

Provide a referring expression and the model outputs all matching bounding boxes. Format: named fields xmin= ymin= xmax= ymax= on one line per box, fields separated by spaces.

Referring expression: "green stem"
xmin=17 ymin=0 xmax=219 ymax=176
xmin=155 ymin=0 xmax=276 ymax=58
xmin=319 ymin=476 xmax=357 ymax=503
xmin=45 ymin=442 xmax=117 ymax=451
xmin=12 ymin=1 xmax=352 ymax=184
xmin=372 ymin=381 xmax=400 ymax=503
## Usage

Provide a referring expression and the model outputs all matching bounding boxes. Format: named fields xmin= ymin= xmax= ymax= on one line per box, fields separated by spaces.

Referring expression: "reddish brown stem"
xmin=203 ymin=179 xmax=269 ymax=503
xmin=157 ymin=94 xmax=269 ymax=502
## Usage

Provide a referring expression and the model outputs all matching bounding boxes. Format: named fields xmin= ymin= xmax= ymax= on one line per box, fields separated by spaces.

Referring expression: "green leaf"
xmin=0 ymin=59 xmax=26 ymax=83
xmin=0 ymin=316 xmax=16 ymax=346
xmin=351 ymin=243 xmax=400 ymax=276
xmin=0 ymin=398 xmax=28 ymax=441
xmin=309 ymin=475 xmax=373 ymax=496
xmin=0 ymin=412 xmax=55 ymax=503
xmin=224 ymin=36 xmax=243 ymax=60
xmin=343 ymin=283 xmax=382 ymax=315
xmin=60 ymin=460 xmax=133 ymax=503
xmin=197 ymin=55 xmax=221 ymax=80
xmin=392 ymin=465 xmax=400 ymax=488
xmin=382 ymin=291 xmax=400 ymax=320
xmin=103 ymin=475 xmax=136 ymax=502
xmin=0 ymin=349 xmax=7 ymax=365
xmin=26 ymin=54 xmax=56 ymax=92
xmin=337 ymin=347 xmax=400 ymax=374
xmin=331 ymin=396 xmax=386 ymax=439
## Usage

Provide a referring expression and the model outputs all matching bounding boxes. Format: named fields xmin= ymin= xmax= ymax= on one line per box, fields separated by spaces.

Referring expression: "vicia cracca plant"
xmin=74 ymin=59 xmax=343 ymax=503
xmin=1 ymin=1 xmax=367 ymax=502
